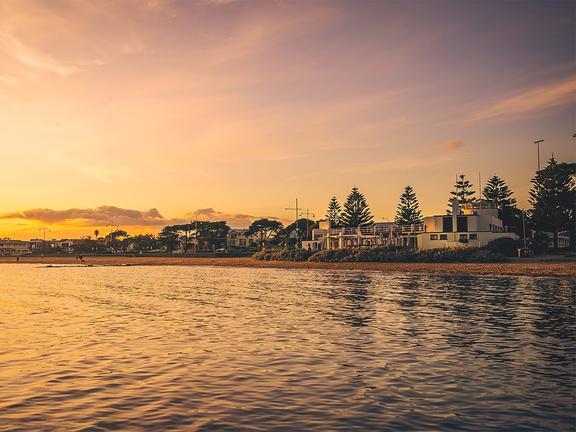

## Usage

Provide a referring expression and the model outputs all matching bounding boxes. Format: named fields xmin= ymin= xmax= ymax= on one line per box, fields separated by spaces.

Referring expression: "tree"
xmin=194 ymin=221 xmax=230 ymax=250
xmin=157 ymin=226 xmax=180 ymax=252
xmin=94 ymin=229 xmax=100 ymax=239
xmin=529 ymin=158 xmax=576 ymax=250
xmin=282 ymin=218 xmax=317 ymax=242
xmin=448 ymin=174 xmax=476 ymax=213
xmin=482 ymin=175 xmax=521 ymax=233
xmin=246 ymin=219 xmax=283 ymax=247
xmin=341 ymin=187 xmax=374 ymax=227
xmin=395 ymin=185 xmax=423 ymax=225
xmin=482 ymin=176 xmax=516 ymax=208
xmin=325 ymin=197 xmax=342 ymax=227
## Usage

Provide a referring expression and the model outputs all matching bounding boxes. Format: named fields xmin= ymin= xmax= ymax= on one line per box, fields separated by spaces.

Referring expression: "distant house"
xmin=0 ymin=239 xmax=32 ymax=256
xmin=541 ymin=230 xmax=570 ymax=249
xmin=227 ymin=229 xmax=257 ymax=249
xmin=303 ymin=199 xmax=517 ymax=252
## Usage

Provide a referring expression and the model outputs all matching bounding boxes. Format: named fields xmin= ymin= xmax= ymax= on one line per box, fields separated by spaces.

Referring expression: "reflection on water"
xmin=0 ymin=265 xmax=574 ymax=431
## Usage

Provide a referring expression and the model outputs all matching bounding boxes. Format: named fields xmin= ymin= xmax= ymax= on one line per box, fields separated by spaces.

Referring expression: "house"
xmin=304 ymin=221 xmax=425 ymax=251
xmin=227 ymin=229 xmax=257 ymax=249
xmin=303 ymin=199 xmax=517 ymax=252
xmin=0 ymin=239 xmax=31 ymax=256
xmin=419 ymin=200 xmax=517 ymax=249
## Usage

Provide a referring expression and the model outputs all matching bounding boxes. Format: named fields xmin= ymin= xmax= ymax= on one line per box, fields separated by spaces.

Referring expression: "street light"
xmin=534 ymin=139 xmax=544 ymax=171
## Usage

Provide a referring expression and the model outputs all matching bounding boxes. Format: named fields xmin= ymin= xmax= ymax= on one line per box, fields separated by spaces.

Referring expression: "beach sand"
xmin=0 ymin=256 xmax=574 ymax=277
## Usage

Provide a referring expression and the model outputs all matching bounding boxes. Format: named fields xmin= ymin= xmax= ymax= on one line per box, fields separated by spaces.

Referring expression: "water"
xmin=0 ymin=265 xmax=574 ymax=431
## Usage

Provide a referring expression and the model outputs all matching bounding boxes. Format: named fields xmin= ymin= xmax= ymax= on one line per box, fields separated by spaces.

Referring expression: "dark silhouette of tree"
xmin=246 ymin=219 xmax=283 ymax=247
xmin=194 ymin=221 xmax=230 ymax=250
xmin=448 ymin=174 xmax=475 ymax=213
xmin=483 ymin=176 xmax=516 ymax=208
xmin=325 ymin=196 xmax=342 ymax=227
xmin=395 ymin=185 xmax=423 ymax=225
xmin=529 ymin=158 xmax=575 ymax=249
xmin=157 ymin=226 xmax=180 ymax=252
xmin=282 ymin=218 xmax=317 ymax=242
xmin=94 ymin=229 xmax=99 ymax=239
xmin=482 ymin=175 xmax=522 ymax=234
xmin=341 ymin=187 xmax=373 ymax=227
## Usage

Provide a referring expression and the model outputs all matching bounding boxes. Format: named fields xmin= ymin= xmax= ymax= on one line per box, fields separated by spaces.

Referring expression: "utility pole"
xmin=285 ymin=199 xmax=300 ymax=222
xmin=478 ymin=172 xmax=482 ymax=201
xmin=534 ymin=139 xmax=544 ymax=171
xmin=302 ymin=209 xmax=315 ymax=241
xmin=39 ymin=227 xmax=50 ymax=254
xmin=522 ymin=209 xmax=527 ymax=250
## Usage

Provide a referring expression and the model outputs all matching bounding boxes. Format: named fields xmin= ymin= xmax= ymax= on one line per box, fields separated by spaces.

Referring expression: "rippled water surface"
xmin=0 ymin=265 xmax=574 ymax=431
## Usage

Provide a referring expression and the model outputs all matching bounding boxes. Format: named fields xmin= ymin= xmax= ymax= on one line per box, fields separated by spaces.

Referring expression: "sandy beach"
xmin=0 ymin=255 xmax=574 ymax=277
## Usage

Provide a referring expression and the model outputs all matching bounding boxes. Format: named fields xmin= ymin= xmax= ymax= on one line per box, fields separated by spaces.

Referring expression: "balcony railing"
xmin=315 ymin=224 xmax=425 ymax=237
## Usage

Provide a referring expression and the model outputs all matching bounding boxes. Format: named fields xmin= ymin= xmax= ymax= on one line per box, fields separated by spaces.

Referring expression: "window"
xmin=430 ymin=234 xmax=438 ymax=240
xmin=457 ymin=216 xmax=468 ymax=232
xmin=439 ymin=234 xmax=448 ymax=240
xmin=469 ymin=234 xmax=478 ymax=240
xmin=459 ymin=234 xmax=468 ymax=241
xmin=442 ymin=217 xmax=453 ymax=233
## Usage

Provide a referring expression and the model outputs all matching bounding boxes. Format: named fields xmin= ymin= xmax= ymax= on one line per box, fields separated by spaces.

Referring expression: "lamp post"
xmin=534 ymin=139 xmax=544 ymax=171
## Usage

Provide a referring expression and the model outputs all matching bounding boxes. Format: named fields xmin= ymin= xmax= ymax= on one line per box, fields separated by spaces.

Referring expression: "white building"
xmin=0 ymin=239 xmax=31 ymax=256
xmin=304 ymin=199 xmax=517 ymax=251
xmin=227 ymin=229 xmax=257 ymax=249
xmin=418 ymin=200 xmax=517 ymax=249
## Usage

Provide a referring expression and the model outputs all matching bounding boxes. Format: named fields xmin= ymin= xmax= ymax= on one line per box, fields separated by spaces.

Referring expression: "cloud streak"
xmin=467 ymin=76 xmax=576 ymax=124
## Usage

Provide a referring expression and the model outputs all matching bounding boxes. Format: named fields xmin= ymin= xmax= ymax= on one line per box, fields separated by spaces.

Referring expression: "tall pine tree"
xmin=395 ymin=186 xmax=423 ymax=225
xmin=482 ymin=175 xmax=521 ymax=233
xmin=482 ymin=176 xmax=516 ymax=208
xmin=448 ymin=174 xmax=476 ymax=213
xmin=325 ymin=196 xmax=342 ymax=227
xmin=529 ymin=158 xmax=575 ymax=249
xmin=341 ymin=187 xmax=374 ymax=227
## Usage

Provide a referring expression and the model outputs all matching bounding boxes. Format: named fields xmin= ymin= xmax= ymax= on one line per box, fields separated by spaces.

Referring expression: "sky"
xmin=0 ymin=0 xmax=574 ymax=239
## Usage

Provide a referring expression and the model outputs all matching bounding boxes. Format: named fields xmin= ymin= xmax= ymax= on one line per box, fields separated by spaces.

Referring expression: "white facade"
xmin=0 ymin=239 xmax=31 ymax=256
xmin=418 ymin=201 xmax=516 ymax=250
xmin=306 ymin=221 xmax=424 ymax=251
xmin=227 ymin=229 xmax=257 ymax=248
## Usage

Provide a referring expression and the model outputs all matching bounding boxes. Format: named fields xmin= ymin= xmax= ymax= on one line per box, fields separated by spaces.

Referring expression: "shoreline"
xmin=0 ymin=256 xmax=574 ymax=277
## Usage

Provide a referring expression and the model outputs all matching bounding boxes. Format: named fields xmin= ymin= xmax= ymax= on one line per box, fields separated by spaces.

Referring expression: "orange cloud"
xmin=428 ymin=139 xmax=465 ymax=151
xmin=186 ymin=208 xmax=282 ymax=227
xmin=0 ymin=206 xmax=187 ymax=227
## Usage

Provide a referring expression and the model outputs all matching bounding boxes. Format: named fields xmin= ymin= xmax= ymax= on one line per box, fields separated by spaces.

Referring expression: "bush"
xmin=487 ymin=237 xmax=520 ymax=257
xmin=308 ymin=248 xmax=357 ymax=262
xmin=253 ymin=248 xmax=312 ymax=262
xmin=259 ymin=246 xmax=506 ymax=263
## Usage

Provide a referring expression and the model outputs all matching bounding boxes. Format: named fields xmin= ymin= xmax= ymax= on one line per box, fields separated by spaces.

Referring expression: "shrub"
xmin=261 ymin=246 xmax=506 ymax=263
xmin=254 ymin=248 xmax=313 ymax=262
xmin=487 ymin=237 xmax=520 ymax=257
xmin=308 ymin=248 xmax=356 ymax=262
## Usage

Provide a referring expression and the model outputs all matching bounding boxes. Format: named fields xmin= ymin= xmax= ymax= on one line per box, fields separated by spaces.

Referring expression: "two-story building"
xmin=226 ymin=229 xmax=258 ymax=249
xmin=0 ymin=239 xmax=32 ymax=256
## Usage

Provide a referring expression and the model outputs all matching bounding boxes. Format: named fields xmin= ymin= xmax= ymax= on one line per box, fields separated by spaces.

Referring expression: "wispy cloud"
xmin=467 ymin=76 xmax=576 ymax=124
xmin=0 ymin=32 xmax=77 ymax=76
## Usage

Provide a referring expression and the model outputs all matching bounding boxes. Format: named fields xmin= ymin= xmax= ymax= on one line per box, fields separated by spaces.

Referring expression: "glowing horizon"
xmin=0 ymin=0 xmax=574 ymax=240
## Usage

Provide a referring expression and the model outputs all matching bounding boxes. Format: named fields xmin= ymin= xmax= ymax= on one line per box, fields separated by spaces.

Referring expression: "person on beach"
xmin=16 ymin=255 xmax=19 ymax=263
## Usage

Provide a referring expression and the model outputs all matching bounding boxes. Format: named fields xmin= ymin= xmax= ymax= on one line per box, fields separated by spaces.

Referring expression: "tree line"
xmin=323 ymin=156 xmax=575 ymax=250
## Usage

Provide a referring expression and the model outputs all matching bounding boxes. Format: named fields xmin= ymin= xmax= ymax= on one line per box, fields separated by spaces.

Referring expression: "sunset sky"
xmin=0 ymin=0 xmax=574 ymax=239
